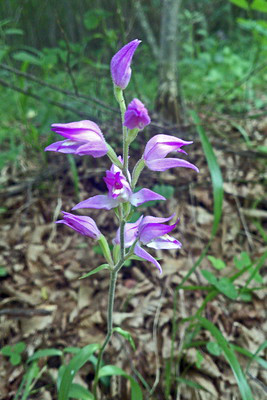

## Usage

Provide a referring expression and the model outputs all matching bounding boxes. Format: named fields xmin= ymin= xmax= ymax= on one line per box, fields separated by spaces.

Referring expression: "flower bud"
xmin=124 ymin=98 xmax=151 ymax=130
xmin=110 ymin=39 xmax=141 ymax=89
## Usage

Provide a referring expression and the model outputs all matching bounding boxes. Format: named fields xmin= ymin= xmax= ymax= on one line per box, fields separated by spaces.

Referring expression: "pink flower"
xmin=72 ymin=160 xmax=165 ymax=211
xmin=110 ymin=39 xmax=141 ymax=89
xmin=114 ymin=215 xmax=181 ymax=273
xmin=124 ymin=98 xmax=151 ymax=130
xmin=45 ymin=120 xmax=108 ymax=158
xmin=144 ymin=134 xmax=199 ymax=172
xmin=56 ymin=212 xmax=101 ymax=239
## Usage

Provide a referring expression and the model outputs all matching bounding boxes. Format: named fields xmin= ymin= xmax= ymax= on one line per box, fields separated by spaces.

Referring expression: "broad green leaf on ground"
xmin=206 ymin=341 xmax=222 ymax=356
xmin=234 ymin=252 xmax=252 ymax=269
xmin=58 ymin=344 xmax=99 ymax=400
xmin=201 ymin=270 xmax=238 ymax=299
xmin=191 ymin=111 xmax=223 ymax=238
xmin=198 ymin=317 xmax=254 ymax=400
xmin=28 ymin=348 xmax=63 ymax=362
xmin=68 ymin=383 xmax=94 ymax=400
xmin=207 ymin=255 xmax=226 ymax=270
xmin=99 ymin=365 xmax=143 ymax=400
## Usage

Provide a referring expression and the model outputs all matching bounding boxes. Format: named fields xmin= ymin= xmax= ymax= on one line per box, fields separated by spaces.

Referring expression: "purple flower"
xmin=124 ymin=98 xmax=151 ymax=130
xmin=56 ymin=212 xmax=101 ymax=239
xmin=143 ymin=134 xmax=199 ymax=172
xmin=111 ymin=39 xmax=141 ymax=89
xmin=45 ymin=120 xmax=108 ymax=158
xmin=72 ymin=161 xmax=165 ymax=211
xmin=114 ymin=215 xmax=182 ymax=273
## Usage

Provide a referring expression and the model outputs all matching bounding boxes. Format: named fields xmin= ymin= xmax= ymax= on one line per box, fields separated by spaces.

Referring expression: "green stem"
xmin=114 ymin=86 xmax=129 ymax=176
xmin=93 ymin=217 xmax=126 ymax=398
xmin=93 ymin=269 xmax=118 ymax=398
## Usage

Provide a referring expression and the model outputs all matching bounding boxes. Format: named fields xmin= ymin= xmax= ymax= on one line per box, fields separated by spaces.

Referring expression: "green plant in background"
xmin=1 ymin=342 xmax=26 ymax=366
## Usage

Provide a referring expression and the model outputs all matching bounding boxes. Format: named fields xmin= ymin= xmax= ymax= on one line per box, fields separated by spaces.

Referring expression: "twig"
xmin=0 ymin=63 xmax=117 ymax=113
xmin=56 ymin=16 xmax=79 ymax=96
xmin=0 ymin=308 xmax=52 ymax=317
xmin=0 ymin=78 xmax=93 ymax=119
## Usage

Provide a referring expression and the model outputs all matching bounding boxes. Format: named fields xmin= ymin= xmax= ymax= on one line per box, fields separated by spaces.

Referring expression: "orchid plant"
xmin=46 ymin=39 xmax=198 ymax=399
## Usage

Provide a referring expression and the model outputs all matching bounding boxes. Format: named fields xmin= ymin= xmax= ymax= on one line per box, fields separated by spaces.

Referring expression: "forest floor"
xmin=0 ymin=112 xmax=266 ymax=400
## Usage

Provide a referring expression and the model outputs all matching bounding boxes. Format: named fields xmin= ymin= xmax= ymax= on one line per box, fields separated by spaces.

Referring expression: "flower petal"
xmin=147 ymin=234 xmax=182 ymax=250
xmin=51 ymin=120 xmax=104 ymax=142
xmin=146 ymin=158 xmax=199 ymax=172
xmin=144 ymin=134 xmax=193 ymax=161
xmin=74 ymin=141 xmax=108 ymax=157
xmin=45 ymin=140 xmax=84 ymax=154
xmin=56 ymin=212 xmax=101 ymax=239
xmin=134 ymin=243 xmax=162 ymax=274
xmin=113 ymin=216 xmax=143 ymax=247
xmin=141 ymin=214 xmax=175 ymax=225
xmin=130 ymin=188 xmax=166 ymax=207
xmin=139 ymin=221 xmax=178 ymax=244
xmin=72 ymin=195 xmax=118 ymax=211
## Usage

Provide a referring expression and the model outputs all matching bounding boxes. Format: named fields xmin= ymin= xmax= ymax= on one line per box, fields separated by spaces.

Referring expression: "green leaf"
xmin=63 ymin=347 xmax=80 ymax=354
xmin=83 ymin=9 xmax=104 ymax=30
xmin=191 ymin=111 xmax=223 ymax=238
xmin=5 ymin=28 xmax=24 ymax=35
xmin=10 ymin=353 xmax=21 ymax=366
xmin=12 ymin=51 xmax=41 ymax=65
xmin=229 ymin=0 xmax=250 ymax=9
xmin=239 ymin=292 xmax=252 ymax=302
xmin=201 ymin=270 xmax=217 ymax=285
xmin=196 ymin=350 xmax=204 ymax=369
xmin=1 ymin=345 xmax=12 ymax=356
xmin=207 ymin=256 xmax=226 ymax=270
xmin=252 ymin=0 xmax=267 ymax=12
xmin=68 ymin=383 xmax=94 ymax=400
xmin=198 ymin=317 xmax=254 ymax=400
xmin=28 ymin=348 xmax=63 ymax=362
xmin=13 ymin=342 xmax=26 ymax=354
xmin=79 ymin=264 xmax=109 ymax=279
xmin=245 ymin=251 xmax=267 ymax=288
xmin=216 ymin=277 xmax=238 ymax=300
xmin=99 ymin=365 xmax=143 ymax=400
xmin=245 ymin=341 xmax=267 ymax=372
xmin=232 ymin=343 xmax=267 ymax=370
xmin=206 ymin=341 xmax=222 ymax=356
xmin=113 ymin=327 xmax=136 ymax=350
xmin=0 ymin=267 xmax=8 ymax=277
xmin=15 ymin=362 xmax=40 ymax=400
xmin=234 ymin=252 xmax=251 ymax=270
xmin=58 ymin=343 xmax=99 ymax=400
